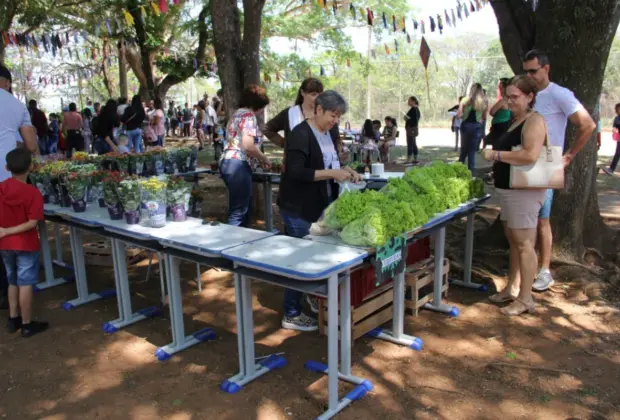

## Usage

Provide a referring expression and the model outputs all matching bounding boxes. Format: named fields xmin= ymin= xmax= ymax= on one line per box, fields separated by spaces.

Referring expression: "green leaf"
xmin=506 ymin=352 xmax=517 ymax=360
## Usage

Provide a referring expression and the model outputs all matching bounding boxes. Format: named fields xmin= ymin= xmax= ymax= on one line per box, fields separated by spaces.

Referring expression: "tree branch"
xmin=489 ymin=0 xmax=535 ymax=73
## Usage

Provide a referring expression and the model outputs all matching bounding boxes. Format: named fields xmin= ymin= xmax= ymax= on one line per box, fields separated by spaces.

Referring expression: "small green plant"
xmin=506 ymin=352 xmax=517 ymax=360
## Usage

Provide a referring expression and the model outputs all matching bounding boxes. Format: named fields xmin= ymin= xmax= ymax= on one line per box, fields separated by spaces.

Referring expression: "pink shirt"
xmin=63 ymin=111 xmax=83 ymax=131
xmin=151 ymin=109 xmax=165 ymax=137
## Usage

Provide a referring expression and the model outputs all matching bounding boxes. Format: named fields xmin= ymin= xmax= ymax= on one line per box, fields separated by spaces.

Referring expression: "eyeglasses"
xmin=506 ymin=94 xmax=524 ymax=102
xmin=524 ymin=67 xmax=543 ymax=75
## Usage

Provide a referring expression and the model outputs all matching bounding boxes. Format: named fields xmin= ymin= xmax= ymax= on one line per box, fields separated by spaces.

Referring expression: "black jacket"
xmin=405 ymin=106 xmax=421 ymax=128
xmin=277 ymin=121 xmax=340 ymax=223
xmin=121 ymin=106 xmax=146 ymax=131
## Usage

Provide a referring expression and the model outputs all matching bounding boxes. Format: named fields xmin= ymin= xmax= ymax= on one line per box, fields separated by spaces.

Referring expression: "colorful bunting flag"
xmin=124 ymin=10 xmax=135 ymax=26
xmin=382 ymin=12 xmax=387 ymax=29
xmin=151 ymin=2 xmax=161 ymax=16
xmin=159 ymin=0 xmax=168 ymax=13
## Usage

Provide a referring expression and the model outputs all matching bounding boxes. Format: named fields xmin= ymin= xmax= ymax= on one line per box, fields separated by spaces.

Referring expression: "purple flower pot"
xmin=99 ymin=198 xmax=106 ymax=208
xmin=171 ymin=204 xmax=187 ymax=222
xmin=107 ymin=203 xmax=123 ymax=220
xmin=124 ymin=210 xmax=140 ymax=225
xmin=71 ymin=199 xmax=87 ymax=212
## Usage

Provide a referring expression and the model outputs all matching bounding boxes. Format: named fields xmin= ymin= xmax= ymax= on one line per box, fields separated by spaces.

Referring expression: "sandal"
xmin=488 ymin=292 xmax=516 ymax=303
xmin=500 ymin=298 xmax=536 ymax=316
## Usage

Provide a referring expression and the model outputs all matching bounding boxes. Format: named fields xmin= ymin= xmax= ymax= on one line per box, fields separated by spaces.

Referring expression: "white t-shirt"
xmin=117 ymin=104 xmax=129 ymax=116
xmin=534 ymin=82 xmax=583 ymax=148
xmin=0 ymin=89 xmax=31 ymax=182
xmin=206 ymin=105 xmax=217 ymax=126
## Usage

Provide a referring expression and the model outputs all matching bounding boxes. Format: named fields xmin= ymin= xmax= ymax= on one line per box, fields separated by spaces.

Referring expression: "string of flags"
xmin=261 ymin=0 xmax=490 ymax=84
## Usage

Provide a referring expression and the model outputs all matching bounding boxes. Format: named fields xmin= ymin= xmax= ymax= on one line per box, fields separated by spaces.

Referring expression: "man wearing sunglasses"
xmin=522 ymin=50 xmax=596 ymax=292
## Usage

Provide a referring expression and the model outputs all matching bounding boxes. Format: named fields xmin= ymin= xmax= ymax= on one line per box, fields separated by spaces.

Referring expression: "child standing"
xmin=0 ymin=148 xmax=48 ymax=337
xmin=49 ymin=113 xmax=60 ymax=155
xmin=117 ymin=134 xmax=131 ymax=154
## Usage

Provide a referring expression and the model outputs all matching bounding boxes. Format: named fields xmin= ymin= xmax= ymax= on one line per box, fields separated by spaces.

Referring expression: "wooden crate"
xmin=83 ymin=240 xmax=147 ymax=267
xmin=405 ymin=257 xmax=450 ymax=316
xmin=318 ymin=281 xmax=394 ymax=341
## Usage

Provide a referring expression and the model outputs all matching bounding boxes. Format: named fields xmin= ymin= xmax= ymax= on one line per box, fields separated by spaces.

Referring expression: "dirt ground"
xmin=1 ymin=141 xmax=619 ymax=420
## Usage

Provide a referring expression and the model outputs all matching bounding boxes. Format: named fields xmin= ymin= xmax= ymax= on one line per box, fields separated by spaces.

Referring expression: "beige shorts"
xmin=495 ymin=188 xmax=546 ymax=230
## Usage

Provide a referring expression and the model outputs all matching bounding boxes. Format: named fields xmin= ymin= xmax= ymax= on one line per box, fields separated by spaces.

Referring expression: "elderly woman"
xmin=278 ymin=90 xmax=362 ymax=331
xmin=220 ymin=85 xmax=271 ymax=227
xmin=482 ymin=75 xmax=547 ymax=316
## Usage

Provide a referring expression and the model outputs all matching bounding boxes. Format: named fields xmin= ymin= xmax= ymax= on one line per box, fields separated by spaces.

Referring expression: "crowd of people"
xmin=0 ymin=46 xmax=611 ymax=340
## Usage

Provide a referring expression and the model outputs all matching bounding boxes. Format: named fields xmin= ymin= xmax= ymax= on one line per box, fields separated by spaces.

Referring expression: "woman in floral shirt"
xmin=220 ymin=85 xmax=271 ymax=227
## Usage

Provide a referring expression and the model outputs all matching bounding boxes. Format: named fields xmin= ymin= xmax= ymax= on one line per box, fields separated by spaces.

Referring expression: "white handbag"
xmin=509 ymin=119 xmax=565 ymax=190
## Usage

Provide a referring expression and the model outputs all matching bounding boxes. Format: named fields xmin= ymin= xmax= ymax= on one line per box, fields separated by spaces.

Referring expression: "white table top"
xmin=43 ymin=204 xmax=62 ymax=216
xmin=53 ymin=206 xmax=109 ymax=227
xmin=222 ymin=235 xmax=368 ymax=281
xmin=151 ymin=222 xmax=275 ymax=257
xmin=98 ymin=215 xmax=204 ymax=241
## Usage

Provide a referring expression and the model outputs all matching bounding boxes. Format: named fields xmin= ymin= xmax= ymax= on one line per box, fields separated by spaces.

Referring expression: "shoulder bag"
xmin=509 ymin=115 xmax=564 ymax=190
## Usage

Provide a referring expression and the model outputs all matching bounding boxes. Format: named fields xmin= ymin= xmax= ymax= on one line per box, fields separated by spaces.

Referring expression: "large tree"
xmin=491 ymin=0 xmax=620 ymax=259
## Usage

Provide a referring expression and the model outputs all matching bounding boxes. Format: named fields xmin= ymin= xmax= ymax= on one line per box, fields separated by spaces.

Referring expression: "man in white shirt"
xmin=206 ymin=99 xmax=218 ymax=144
xmin=523 ymin=50 xmax=596 ymax=291
xmin=0 ymin=65 xmax=38 ymax=310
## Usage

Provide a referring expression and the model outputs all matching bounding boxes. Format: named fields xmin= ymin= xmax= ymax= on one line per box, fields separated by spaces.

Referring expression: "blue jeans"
xmin=37 ymin=136 xmax=49 ymax=155
xmin=156 ymin=134 xmax=165 ymax=147
xmin=459 ymin=122 xmax=483 ymax=173
xmin=126 ymin=128 xmax=143 ymax=153
xmin=220 ymin=159 xmax=253 ymax=227
xmin=94 ymin=136 xmax=113 ymax=155
xmin=280 ymin=209 xmax=312 ymax=317
xmin=1 ymin=251 xmax=41 ymax=287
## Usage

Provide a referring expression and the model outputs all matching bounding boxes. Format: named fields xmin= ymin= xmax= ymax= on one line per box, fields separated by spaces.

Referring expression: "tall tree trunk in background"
xmin=127 ymin=2 xmax=209 ymax=101
xmin=118 ymin=37 xmax=128 ymax=99
xmin=491 ymin=0 xmax=620 ymax=260
xmin=101 ymin=39 xmax=116 ymax=99
xmin=211 ymin=0 xmax=267 ymax=224
xmin=0 ymin=42 xmax=5 ymax=67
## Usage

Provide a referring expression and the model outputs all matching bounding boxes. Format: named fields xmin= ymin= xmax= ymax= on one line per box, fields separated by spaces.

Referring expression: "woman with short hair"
xmin=277 ymin=90 xmax=362 ymax=331
xmin=482 ymin=75 xmax=547 ymax=316
xmin=220 ymin=85 xmax=272 ymax=227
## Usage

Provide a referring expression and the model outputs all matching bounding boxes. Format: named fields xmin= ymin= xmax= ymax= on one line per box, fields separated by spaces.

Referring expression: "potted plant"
xmin=140 ymin=176 xmax=168 ymax=227
xmin=65 ymin=172 xmax=89 ymax=212
xmin=102 ymin=172 xmax=124 ymax=219
xmin=87 ymin=170 xmax=106 ymax=207
xmin=151 ymin=149 xmax=166 ymax=176
xmin=129 ymin=153 xmax=146 ymax=176
xmin=117 ymin=154 xmax=130 ymax=173
xmin=117 ymin=177 xmax=142 ymax=224
xmin=176 ymin=147 xmax=191 ymax=174
xmin=164 ymin=148 xmax=177 ymax=174
xmin=167 ymin=176 xmax=192 ymax=222
xmin=189 ymin=188 xmax=203 ymax=218
xmin=72 ymin=151 xmax=89 ymax=164
xmin=188 ymin=146 xmax=198 ymax=171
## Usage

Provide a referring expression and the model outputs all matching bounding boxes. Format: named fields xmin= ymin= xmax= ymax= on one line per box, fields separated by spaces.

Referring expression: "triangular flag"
xmin=384 ymin=43 xmax=390 ymax=55
xmin=452 ymin=9 xmax=457 ymax=26
xmin=407 ymin=33 xmax=411 ymax=44
xmin=401 ymin=16 xmax=406 ymax=33
xmin=359 ymin=7 xmax=365 ymax=20
xmin=445 ymin=9 xmax=451 ymax=27
xmin=320 ymin=65 xmax=325 ymax=76
xmin=151 ymin=2 xmax=161 ymax=16
xmin=394 ymin=39 xmax=398 ymax=52
xmin=106 ymin=19 xmax=112 ymax=35
xmin=159 ymin=0 xmax=168 ymax=13
xmin=276 ymin=71 xmax=281 ymax=81
xmin=430 ymin=16 xmax=436 ymax=32
xmin=366 ymin=8 xmax=374 ymax=25
xmin=437 ymin=14 xmax=443 ymax=34
xmin=346 ymin=58 xmax=351 ymax=68
xmin=140 ymin=6 xmax=146 ymax=23
xmin=419 ymin=36 xmax=431 ymax=69
xmin=392 ymin=15 xmax=396 ymax=32
xmin=349 ymin=4 xmax=356 ymax=19
xmin=382 ymin=12 xmax=387 ymax=29
xmin=123 ymin=10 xmax=135 ymax=26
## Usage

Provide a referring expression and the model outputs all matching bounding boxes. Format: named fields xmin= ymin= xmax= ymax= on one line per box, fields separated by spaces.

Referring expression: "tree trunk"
xmin=0 ymin=41 xmax=5 ymax=67
xmin=118 ymin=37 xmax=128 ymax=99
xmin=491 ymin=0 xmax=620 ymax=260
xmin=101 ymin=40 xmax=116 ymax=99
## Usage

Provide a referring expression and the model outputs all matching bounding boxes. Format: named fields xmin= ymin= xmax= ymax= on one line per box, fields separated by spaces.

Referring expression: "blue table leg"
xmin=155 ymin=255 xmax=216 ymax=361
xmin=365 ymin=271 xmax=424 ymax=350
xmin=53 ymin=222 xmax=73 ymax=270
xmin=423 ymin=227 xmax=460 ymax=317
xmin=449 ymin=213 xmax=487 ymax=292
xmin=102 ymin=239 xmax=161 ymax=333
xmin=221 ymin=273 xmax=286 ymax=392
xmin=36 ymin=220 xmax=70 ymax=292
xmin=62 ymin=226 xmax=115 ymax=310
xmin=305 ymin=274 xmax=373 ymax=419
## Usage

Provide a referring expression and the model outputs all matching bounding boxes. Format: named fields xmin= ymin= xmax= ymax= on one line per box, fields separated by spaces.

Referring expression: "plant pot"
xmin=171 ymin=204 xmax=187 ymax=222
xmin=58 ymin=185 xmax=71 ymax=207
xmin=98 ymin=198 xmax=106 ymax=208
xmin=145 ymin=199 xmax=167 ymax=228
xmin=135 ymin=161 xmax=144 ymax=176
xmin=124 ymin=210 xmax=140 ymax=225
xmin=107 ymin=203 xmax=123 ymax=220
xmin=153 ymin=157 xmax=164 ymax=175
xmin=71 ymin=199 xmax=87 ymax=212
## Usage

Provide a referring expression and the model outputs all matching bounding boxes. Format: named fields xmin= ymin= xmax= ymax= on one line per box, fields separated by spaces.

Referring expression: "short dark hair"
xmin=69 ymin=102 xmax=77 ymax=112
xmin=524 ymin=49 xmax=551 ymax=67
xmin=615 ymin=103 xmax=620 ymax=111
xmin=409 ymin=96 xmax=419 ymax=105
xmin=372 ymin=119 xmax=381 ymax=127
xmin=154 ymin=97 xmax=163 ymax=110
xmin=29 ymin=99 xmax=37 ymax=108
xmin=6 ymin=148 xmax=32 ymax=175
xmin=239 ymin=85 xmax=270 ymax=110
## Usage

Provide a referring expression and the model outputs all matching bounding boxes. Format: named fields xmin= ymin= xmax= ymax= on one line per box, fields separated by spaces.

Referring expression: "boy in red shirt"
xmin=0 ymin=148 xmax=48 ymax=337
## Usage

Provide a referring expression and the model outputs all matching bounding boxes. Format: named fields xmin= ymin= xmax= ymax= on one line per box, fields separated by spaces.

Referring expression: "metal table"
xmin=306 ymin=195 xmax=491 ymax=350
xmin=221 ymin=235 xmax=371 ymax=420
xmin=146 ymin=221 xmax=275 ymax=361
xmin=38 ymin=205 xmax=72 ymax=291
xmin=48 ymin=206 xmax=117 ymax=310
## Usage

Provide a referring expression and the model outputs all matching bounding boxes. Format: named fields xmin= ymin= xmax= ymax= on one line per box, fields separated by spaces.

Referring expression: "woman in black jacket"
xmin=94 ymin=99 xmax=120 ymax=155
xmin=277 ymin=90 xmax=361 ymax=331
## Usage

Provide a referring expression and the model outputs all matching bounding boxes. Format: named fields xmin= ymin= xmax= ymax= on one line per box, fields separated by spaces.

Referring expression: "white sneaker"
xmin=281 ymin=313 xmax=318 ymax=332
xmin=532 ymin=269 xmax=554 ymax=292
xmin=306 ymin=295 xmax=319 ymax=314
